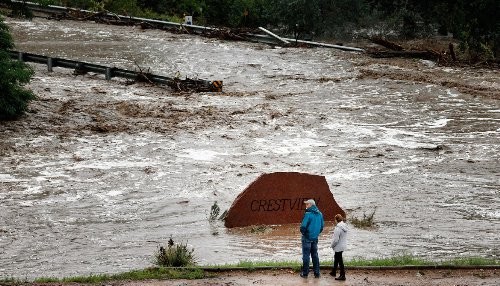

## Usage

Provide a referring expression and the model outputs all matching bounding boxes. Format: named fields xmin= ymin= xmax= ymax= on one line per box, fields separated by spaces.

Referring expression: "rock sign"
xmin=224 ymin=172 xmax=345 ymax=228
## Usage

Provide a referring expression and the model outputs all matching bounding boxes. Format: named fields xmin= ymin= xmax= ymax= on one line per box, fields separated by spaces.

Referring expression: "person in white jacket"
xmin=330 ymin=214 xmax=348 ymax=280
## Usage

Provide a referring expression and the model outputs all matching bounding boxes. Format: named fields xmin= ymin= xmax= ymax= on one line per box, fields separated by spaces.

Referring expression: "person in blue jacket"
xmin=299 ymin=199 xmax=324 ymax=278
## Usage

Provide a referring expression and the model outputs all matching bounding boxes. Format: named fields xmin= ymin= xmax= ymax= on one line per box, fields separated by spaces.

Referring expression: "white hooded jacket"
xmin=331 ymin=221 xmax=348 ymax=252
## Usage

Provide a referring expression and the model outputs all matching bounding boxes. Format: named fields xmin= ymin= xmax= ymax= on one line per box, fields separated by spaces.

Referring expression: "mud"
xmin=5 ymin=268 xmax=500 ymax=286
xmin=127 ymin=268 xmax=500 ymax=286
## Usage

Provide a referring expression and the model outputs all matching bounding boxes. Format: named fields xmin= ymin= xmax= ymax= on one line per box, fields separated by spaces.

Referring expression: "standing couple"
xmin=300 ymin=199 xmax=348 ymax=280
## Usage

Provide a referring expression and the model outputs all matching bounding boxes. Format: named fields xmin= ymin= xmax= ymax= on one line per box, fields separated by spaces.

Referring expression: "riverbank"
xmin=2 ymin=267 xmax=499 ymax=286
xmin=109 ymin=267 xmax=500 ymax=286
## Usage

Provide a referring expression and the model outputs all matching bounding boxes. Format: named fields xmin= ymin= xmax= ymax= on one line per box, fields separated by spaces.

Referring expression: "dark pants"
xmin=333 ymin=251 xmax=345 ymax=276
xmin=301 ymin=237 xmax=320 ymax=276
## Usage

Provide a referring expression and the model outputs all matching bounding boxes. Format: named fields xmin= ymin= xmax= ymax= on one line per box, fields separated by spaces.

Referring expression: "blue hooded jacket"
xmin=300 ymin=205 xmax=324 ymax=241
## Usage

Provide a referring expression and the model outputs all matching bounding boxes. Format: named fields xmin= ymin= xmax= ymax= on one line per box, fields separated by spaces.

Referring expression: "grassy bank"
xmin=1 ymin=255 xmax=498 ymax=284
xmin=1 ymin=268 xmax=208 ymax=285
xmin=219 ymin=255 xmax=499 ymax=268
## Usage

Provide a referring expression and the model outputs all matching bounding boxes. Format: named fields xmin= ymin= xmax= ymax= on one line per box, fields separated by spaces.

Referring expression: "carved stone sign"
xmin=224 ymin=172 xmax=345 ymax=228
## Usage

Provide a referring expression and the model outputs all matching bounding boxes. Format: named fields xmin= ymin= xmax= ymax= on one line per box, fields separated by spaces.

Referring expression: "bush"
xmin=209 ymin=201 xmax=220 ymax=221
xmin=154 ymin=237 xmax=196 ymax=267
xmin=349 ymin=208 xmax=376 ymax=229
xmin=0 ymin=16 xmax=35 ymax=120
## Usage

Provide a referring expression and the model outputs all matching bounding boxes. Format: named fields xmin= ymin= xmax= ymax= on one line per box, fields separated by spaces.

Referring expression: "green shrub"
xmin=0 ymin=16 xmax=35 ymax=120
xmin=154 ymin=237 xmax=196 ymax=267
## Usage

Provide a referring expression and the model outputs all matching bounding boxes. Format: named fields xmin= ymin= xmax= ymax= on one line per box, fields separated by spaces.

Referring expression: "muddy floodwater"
xmin=1 ymin=18 xmax=499 ymax=279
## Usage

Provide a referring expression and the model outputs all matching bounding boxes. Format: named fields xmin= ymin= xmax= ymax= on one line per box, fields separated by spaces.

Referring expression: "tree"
xmin=204 ymin=0 xmax=232 ymax=26
xmin=0 ymin=16 xmax=35 ymax=120
xmin=449 ymin=0 xmax=499 ymax=59
xmin=272 ymin=0 xmax=323 ymax=37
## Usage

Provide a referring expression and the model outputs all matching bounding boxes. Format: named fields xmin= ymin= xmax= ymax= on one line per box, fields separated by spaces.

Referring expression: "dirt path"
xmin=8 ymin=268 xmax=498 ymax=286
xmin=123 ymin=268 xmax=500 ymax=286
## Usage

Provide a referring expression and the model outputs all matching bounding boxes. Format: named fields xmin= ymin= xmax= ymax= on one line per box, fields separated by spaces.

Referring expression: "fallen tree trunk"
xmin=367 ymin=50 xmax=441 ymax=61
xmin=258 ymin=27 xmax=290 ymax=45
xmin=368 ymin=37 xmax=404 ymax=51
xmin=366 ymin=36 xmax=444 ymax=61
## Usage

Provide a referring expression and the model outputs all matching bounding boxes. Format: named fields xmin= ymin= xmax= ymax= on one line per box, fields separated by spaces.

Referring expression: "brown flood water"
xmin=0 ymin=17 xmax=499 ymax=279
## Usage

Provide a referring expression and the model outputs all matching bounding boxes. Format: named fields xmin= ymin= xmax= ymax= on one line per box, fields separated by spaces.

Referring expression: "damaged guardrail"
xmin=6 ymin=1 xmax=364 ymax=52
xmin=10 ymin=51 xmax=223 ymax=92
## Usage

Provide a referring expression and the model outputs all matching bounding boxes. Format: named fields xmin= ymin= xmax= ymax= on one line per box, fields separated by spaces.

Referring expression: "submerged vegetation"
xmin=349 ymin=208 xmax=377 ymax=229
xmin=208 ymin=201 xmax=220 ymax=221
xmin=208 ymin=201 xmax=227 ymax=223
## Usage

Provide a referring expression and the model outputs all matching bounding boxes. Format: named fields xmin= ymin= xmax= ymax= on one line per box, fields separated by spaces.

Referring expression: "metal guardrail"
xmin=9 ymin=1 xmax=364 ymax=52
xmin=10 ymin=51 xmax=223 ymax=92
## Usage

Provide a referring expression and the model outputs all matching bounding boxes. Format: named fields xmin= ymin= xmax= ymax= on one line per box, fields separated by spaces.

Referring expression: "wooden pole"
xmin=258 ymin=27 xmax=290 ymax=45
xmin=282 ymin=38 xmax=364 ymax=52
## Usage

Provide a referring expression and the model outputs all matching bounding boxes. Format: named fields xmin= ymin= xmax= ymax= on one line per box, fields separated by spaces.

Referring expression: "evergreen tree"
xmin=0 ymin=16 xmax=35 ymax=120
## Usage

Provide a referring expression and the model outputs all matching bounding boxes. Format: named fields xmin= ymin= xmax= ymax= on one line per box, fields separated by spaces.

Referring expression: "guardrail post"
xmin=18 ymin=52 xmax=24 ymax=61
xmin=105 ymin=67 xmax=113 ymax=80
xmin=47 ymin=57 xmax=53 ymax=72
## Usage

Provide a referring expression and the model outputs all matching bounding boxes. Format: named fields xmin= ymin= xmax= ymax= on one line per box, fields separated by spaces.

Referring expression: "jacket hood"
xmin=337 ymin=221 xmax=348 ymax=232
xmin=306 ymin=205 xmax=320 ymax=214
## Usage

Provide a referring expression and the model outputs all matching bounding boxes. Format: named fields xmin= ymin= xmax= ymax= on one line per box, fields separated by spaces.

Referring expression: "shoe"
xmin=314 ymin=274 xmax=320 ymax=278
xmin=335 ymin=276 xmax=346 ymax=281
xmin=329 ymin=271 xmax=336 ymax=277
xmin=300 ymin=273 xmax=308 ymax=278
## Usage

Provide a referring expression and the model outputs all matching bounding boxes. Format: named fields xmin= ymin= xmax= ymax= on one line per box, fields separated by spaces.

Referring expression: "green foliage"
xmin=349 ymin=253 xmax=429 ymax=266
xmin=321 ymin=0 xmax=371 ymax=38
xmin=30 ymin=267 xmax=206 ymax=283
xmin=0 ymin=17 xmax=14 ymax=50
xmin=6 ymin=0 xmax=34 ymax=19
xmin=451 ymin=0 xmax=499 ymax=60
xmin=348 ymin=254 xmax=499 ymax=267
xmin=218 ymin=255 xmax=499 ymax=268
xmin=270 ymin=0 xmax=323 ymax=37
xmin=154 ymin=237 xmax=196 ymax=267
xmin=225 ymin=0 xmax=273 ymax=28
xmin=367 ymin=0 xmax=499 ymax=59
xmin=233 ymin=260 xmax=302 ymax=270
xmin=137 ymin=0 xmax=205 ymax=17
xmin=89 ymin=0 xmax=107 ymax=12
xmin=446 ymin=257 xmax=500 ymax=266
xmin=103 ymin=0 xmax=142 ymax=15
xmin=0 ymin=16 xmax=35 ymax=121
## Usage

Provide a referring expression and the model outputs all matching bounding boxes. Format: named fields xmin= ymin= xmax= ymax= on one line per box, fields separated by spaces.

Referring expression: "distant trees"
xmin=0 ymin=16 xmax=35 ymax=120
xmin=448 ymin=0 xmax=499 ymax=60
xmin=367 ymin=0 xmax=499 ymax=59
